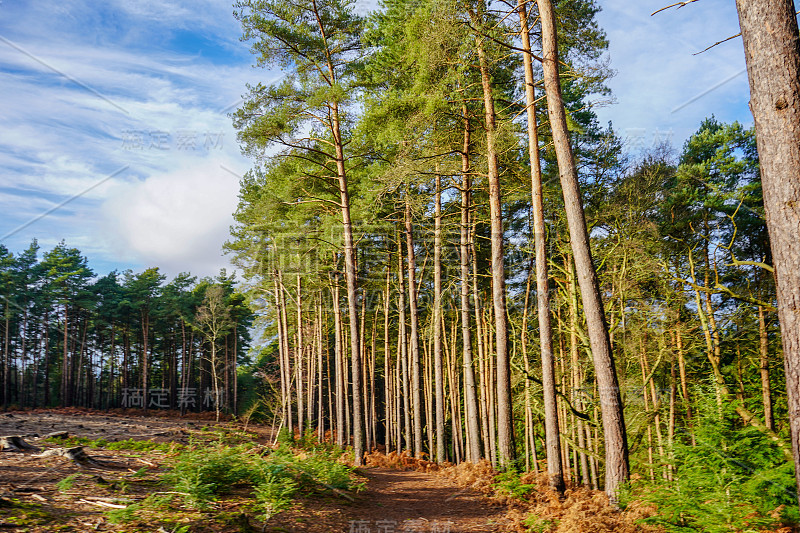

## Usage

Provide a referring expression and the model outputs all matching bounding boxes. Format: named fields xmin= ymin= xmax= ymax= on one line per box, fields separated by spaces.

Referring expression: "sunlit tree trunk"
xmin=460 ymin=105 xmax=482 ymax=463
xmin=433 ymin=172 xmax=446 ymax=462
xmin=537 ymin=0 xmax=629 ymax=499
xmin=404 ymin=195 xmax=424 ymax=458
xmin=735 ymin=0 xmax=800 ymax=506
xmin=520 ymin=0 xmax=563 ymax=490
xmin=466 ymin=1 xmax=515 ymax=467
xmin=397 ymin=233 xmax=412 ymax=452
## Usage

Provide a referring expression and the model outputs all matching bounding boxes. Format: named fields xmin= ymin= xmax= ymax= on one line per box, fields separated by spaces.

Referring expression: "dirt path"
xmin=346 ymin=468 xmax=509 ymax=533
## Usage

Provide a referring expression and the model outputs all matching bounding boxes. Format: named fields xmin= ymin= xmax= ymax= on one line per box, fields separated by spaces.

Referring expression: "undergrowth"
xmin=633 ymin=393 xmax=799 ymax=532
xmin=153 ymin=434 xmax=358 ymax=521
xmin=436 ymin=460 xmax=660 ymax=533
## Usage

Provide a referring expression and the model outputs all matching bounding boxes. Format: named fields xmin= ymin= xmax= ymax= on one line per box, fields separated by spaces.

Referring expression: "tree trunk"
xmin=332 ymin=275 xmax=345 ymax=446
xmin=460 ymin=106 xmax=482 ymax=463
xmin=3 ymin=301 xmax=9 ymax=410
xmin=296 ymin=276 xmax=304 ymax=436
xmin=383 ymin=272 xmax=393 ymax=452
xmin=141 ymin=309 xmax=149 ymax=412
xmin=758 ymin=306 xmax=774 ymax=430
xmin=433 ymin=173 xmax=446 ymax=463
xmin=278 ymin=273 xmax=293 ymax=433
xmin=397 ymin=234 xmax=412 ymax=452
xmin=734 ymin=0 xmax=800 ymax=508
xmin=520 ymin=0 xmax=563 ymax=491
xmin=329 ymin=97 xmax=364 ymax=465
xmin=469 ymin=3 xmax=515 ymax=468
xmin=404 ymin=195 xmax=424 ymax=458
xmin=537 ymin=0 xmax=629 ymax=499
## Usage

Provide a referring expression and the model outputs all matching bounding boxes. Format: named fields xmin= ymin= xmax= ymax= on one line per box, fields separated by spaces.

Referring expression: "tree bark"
xmin=537 ymin=0 xmax=629 ymax=499
xmin=433 ymin=173 xmax=446 ymax=463
xmin=459 ymin=106 xmax=482 ymax=463
xmin=404 ymin=196 xmax=425 ymax=458
xmin=469 ymin=3 xmax=515 ymax=468
xmin=734 ymin=0 xmax=800 ymax=506
xmin=520 ymin=0 xmax=563 ymax=491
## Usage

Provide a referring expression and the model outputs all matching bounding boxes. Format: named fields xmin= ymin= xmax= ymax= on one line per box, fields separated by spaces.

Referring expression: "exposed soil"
xmin=0 ymin=410 xmax=513 ymax=533
xmin=346 ymin=467 xmax=510 ymax=532
xmin=0 ymin=408 xmax=227 ymax=443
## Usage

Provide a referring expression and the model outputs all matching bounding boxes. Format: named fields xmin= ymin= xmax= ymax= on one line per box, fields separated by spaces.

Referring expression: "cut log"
xmin=0 ymin=435 xmax=40 ymax=452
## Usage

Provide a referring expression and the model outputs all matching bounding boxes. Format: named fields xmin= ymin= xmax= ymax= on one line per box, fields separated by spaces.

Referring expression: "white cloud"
xmin=100 ymin=159 xmax=243 ymax=277
xmin=0 ymin=0 xmax=273 ymax=276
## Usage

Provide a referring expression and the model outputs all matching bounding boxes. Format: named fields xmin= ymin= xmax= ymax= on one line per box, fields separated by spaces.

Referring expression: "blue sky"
xmin=0 ymin=0 xmax=759 ymax=279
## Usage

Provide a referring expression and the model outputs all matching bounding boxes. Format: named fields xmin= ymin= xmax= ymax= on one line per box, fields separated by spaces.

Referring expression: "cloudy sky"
xmin=0 ymin=0 xmax=758 ymax=279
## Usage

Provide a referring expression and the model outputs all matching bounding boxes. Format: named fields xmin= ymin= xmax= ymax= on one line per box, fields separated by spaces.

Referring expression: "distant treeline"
xmin=0 ymin=240 xmax=253 ymax=413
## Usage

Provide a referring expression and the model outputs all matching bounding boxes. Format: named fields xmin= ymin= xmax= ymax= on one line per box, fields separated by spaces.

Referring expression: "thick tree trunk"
xmin=520 ymin=0 xmax=563 ymax=491
xmin=735 ymin=0 xmax=800 ymax=506
xmin=329 ymin=99 xmax=364 ymax=465
xmin=537 ymin=0 xmax=629 ymax=499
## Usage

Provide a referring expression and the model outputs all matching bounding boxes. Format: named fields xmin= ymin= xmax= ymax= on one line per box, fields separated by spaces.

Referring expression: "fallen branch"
xmin=78 ymin=499 xmax=127 ymax=509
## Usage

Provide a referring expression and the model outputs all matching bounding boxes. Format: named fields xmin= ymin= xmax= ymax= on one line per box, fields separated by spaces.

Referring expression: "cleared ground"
xmin=0 ymin=410 xmax=509 ymax=532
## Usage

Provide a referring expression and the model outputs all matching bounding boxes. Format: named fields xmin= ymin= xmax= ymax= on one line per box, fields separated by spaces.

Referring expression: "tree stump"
xmin=43 ymin=431 xmax=69 ymax=440
xmin=33 ymin=446 xmax=105 ymax=467
xmin=0 ymin=435 xmax=40 ymax=452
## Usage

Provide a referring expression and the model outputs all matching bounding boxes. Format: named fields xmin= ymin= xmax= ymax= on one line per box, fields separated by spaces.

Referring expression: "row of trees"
xmin=227 ymin=0 xmax=795 ymax=505
xmin=0 ymin=240 xmax=252 ymax=417
xmin=3 ymin=0 xmax=797 ymax=517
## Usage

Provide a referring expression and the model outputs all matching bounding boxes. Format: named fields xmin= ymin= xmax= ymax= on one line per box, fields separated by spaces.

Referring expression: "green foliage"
xmin=296 ymin=452 xmax=352 ymax=490
xmin=47 ymin=436 xmax=177 ymax=453
xmin=56 ymin=473 xmax=81 ymax=492
xmin=162 ymin=440 xmax=356 ymax=517
xmin=105 ymin=503 xmax=141 ymax=524
xmin=253 ymin=472 xmax=298 ymax=520
xmin=493 ymin=471 xmax=536 ymax=500
xmin=164 ymin=444 xmax=257 ymax=507
xmin=523 ymin=513 xmax=557 ymax=533
xmin=105 ymin=439 xmax=178 ymax=452
xmin=637 ymin=391 xmax=797 ymax=532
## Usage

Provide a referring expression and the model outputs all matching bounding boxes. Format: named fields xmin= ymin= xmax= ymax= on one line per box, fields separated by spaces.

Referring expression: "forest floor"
xmin=0 ymin=409 xmax=515 ymax=532
xmin=0 ymin=409 xmax=694 ymax=533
